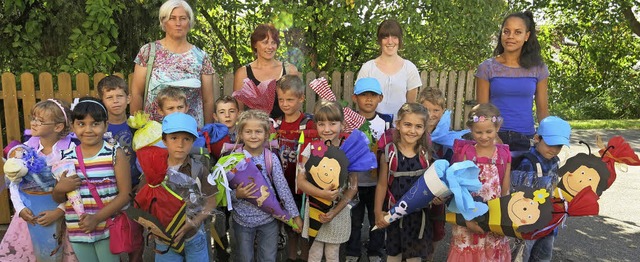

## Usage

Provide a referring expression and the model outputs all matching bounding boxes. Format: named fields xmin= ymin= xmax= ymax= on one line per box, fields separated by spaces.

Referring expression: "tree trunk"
xmin=622 ymin=6 xmax=640 ymax=38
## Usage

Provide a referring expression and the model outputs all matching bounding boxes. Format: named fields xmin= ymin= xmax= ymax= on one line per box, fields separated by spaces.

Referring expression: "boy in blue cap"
xmin=156 ymin=112 xmax=218 ymax=261
xmin=346 ymin=77 xmax=392 ymax=262
xmin=511 ymin=116 xmax=571 ymax=262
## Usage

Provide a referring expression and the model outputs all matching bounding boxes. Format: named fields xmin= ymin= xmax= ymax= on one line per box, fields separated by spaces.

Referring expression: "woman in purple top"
xmin=476 ymin=11 xmax=549 ymax=152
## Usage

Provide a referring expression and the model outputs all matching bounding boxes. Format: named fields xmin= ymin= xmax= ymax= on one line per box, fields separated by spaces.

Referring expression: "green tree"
xmin=513 ymin=0 xmax=640 ymax=119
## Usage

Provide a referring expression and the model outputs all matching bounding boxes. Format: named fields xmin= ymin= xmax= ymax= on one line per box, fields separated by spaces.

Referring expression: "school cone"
xmin=372 ymin=160 xmax=452 ymax=231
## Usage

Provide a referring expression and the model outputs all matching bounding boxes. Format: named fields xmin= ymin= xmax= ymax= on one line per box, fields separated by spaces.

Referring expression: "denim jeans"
xmin=498 ymin=130 xmax=533 ymax=152
xmin=155 ymin=226 xmax=209 ymax=262
xmin=233 ymin=219 xmax=278 ymax=262
xmin=522 ymin=233 xmax=555 ymax=262
xmin=345 ymin=186 xmax=385 ymax=257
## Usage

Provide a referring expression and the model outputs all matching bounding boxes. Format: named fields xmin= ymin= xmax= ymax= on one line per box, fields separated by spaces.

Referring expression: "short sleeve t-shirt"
xmin=357 ymin=112 xmax=393 ymax=186
xmin=475 ymin=58 xmax=549 ymax=135
xmin=276 ymin=113 xmax=315 ymax=193
xmin=106 ymin=121 xmax=141 ymax=186
xmin=357 ymin=59 xmax=422 ymax=118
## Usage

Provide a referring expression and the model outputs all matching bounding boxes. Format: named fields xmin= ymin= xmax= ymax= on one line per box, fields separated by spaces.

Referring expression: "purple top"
xmin=476 ymin=58 xmax=549 ymax=135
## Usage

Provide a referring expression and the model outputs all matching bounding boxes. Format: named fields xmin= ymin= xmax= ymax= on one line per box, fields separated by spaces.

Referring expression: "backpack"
xmin=275 ymin=113 xmax=313 ymax=131
xmin=512 ymin=153 xmax=542 ymax=177
xmin=384 ymin=143 xmax=430 ymax=206
xmin=451 ymin=139 xmax=511 ymax=184
xmin=24 ymin=134 xmax=73 ymax=154
xmin=511 ymin=152 xmax=558 ymax=193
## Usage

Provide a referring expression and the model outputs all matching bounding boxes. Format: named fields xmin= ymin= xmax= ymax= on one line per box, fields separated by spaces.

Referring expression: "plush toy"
xmin=51 ymin=159 xmax=84 ymax=215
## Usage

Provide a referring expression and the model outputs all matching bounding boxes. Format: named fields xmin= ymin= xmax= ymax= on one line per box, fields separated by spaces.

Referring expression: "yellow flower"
xmin=533 ymin=189 xmax=550 ymax=204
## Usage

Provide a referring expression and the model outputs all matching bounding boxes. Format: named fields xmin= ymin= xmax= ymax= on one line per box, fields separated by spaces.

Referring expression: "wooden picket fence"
xmin=0 ymin=70 xmax=476 ymax=223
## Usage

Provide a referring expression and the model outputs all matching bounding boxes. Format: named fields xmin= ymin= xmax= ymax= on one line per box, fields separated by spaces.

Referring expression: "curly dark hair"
xmin=493 ymin=11 xmax=544 ymax=69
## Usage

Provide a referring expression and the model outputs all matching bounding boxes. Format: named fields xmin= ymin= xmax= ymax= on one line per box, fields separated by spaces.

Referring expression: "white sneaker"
xmin=345 ymin=256 xmax=359 ymax=262
xmin=368 ymin=256 xmax=382 ymax=262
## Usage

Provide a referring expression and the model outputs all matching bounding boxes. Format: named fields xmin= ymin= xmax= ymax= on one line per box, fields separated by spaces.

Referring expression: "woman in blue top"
xmin=476 ymin=11 xmax=549 ymax=153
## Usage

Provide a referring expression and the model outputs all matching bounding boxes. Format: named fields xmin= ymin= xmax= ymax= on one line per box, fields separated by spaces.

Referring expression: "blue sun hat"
xmin=354 ymin=77 xmax=382 ymax=95
xmin=537 ymin=116 xmax=571 ymax=146
xmin=162 ymin=112 xmax=198 ymax=138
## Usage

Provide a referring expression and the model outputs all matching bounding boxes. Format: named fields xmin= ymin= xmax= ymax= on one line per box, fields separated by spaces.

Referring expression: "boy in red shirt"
xmin=275 ymin=75 xmax=315 ymax=262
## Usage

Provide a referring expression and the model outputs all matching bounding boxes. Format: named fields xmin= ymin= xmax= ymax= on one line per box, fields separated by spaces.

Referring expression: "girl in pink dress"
xmin=447 ymin=103 xmax=512 ymax=262
xmin=0 ymin=99 xmax=78 ymax=261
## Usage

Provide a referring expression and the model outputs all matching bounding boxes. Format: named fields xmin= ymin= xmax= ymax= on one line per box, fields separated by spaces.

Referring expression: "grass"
xmin=568 ymin=119 xmax=640 ymax=130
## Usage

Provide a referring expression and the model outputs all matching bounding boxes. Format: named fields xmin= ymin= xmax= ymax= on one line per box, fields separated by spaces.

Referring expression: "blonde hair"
xmin=393 ymin=103 xmax=431 ymax=154
xmin=31 ymin=99 xmax=71 ymax=137
xmin=236 ymin=110 xmax=271 ymax=142
xmin=276 ymin=75 xmax=305 ymax=97
xmin=418 ymin=87 xmax=445 ymax=109
xmin=466 ymin=103 xmax=503 ymax=128
xmin=156 ymin=86 xmax=187 ymax=109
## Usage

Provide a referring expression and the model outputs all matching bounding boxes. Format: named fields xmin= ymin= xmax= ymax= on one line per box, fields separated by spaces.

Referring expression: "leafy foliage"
xmin=1 ymin=0 xmax=638 ymax=119
xmin=513 ymin=0 xmax=640 ymax=119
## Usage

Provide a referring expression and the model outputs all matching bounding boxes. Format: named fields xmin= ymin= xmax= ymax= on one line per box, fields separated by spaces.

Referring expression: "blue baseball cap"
xmin=354 ymin=78 xmax=382 ymax=95
xmin=537 ymin=116 xmax=571 ymax=146
xmin=162 ymin=112 xmax=198 ymax=138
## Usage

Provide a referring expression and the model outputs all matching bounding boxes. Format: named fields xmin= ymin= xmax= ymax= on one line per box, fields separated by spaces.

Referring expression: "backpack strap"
xmin=522 ymin=153 xmax=543 ymax=178
xmin=143 ymin=42 xmax=157 ymax=106
xmin=418 ymin=147 xmax=429 ymax=170
xmin=495 ymin=144 xmax=511 ymax=183
xmin=299 ymin=113 xmax=313 ymax=130
xmin=264 ymin=147 xmax=273 ymax=179
xmin=384 ymin=143 xmax=398 ymax=174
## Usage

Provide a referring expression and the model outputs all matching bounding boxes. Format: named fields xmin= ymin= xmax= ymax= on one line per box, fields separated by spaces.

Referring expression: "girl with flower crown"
xmin=447 ymin=103 xmax=512 ymax=261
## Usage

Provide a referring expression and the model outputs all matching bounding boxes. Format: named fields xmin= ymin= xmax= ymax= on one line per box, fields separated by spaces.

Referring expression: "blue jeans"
xmin=233 ymin=219 xmax=278 ymax=262
xmin=522 ymin=233 xmax=555 ymax=262
xmin=155 ymin=226 xmax=209 ymax=262
xmin=498 ymin=130 xmax=533 ymax=152
xmin=345 ymin=186 xmax=385 ymax=258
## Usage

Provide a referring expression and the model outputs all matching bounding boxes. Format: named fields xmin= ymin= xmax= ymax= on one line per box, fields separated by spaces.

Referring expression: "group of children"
xmin=0 ymin=73 xmax=571 ymax=262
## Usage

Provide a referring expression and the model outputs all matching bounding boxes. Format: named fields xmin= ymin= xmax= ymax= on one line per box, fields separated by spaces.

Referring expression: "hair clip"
xmin=471 ymin=115 xmax=503 ymax=123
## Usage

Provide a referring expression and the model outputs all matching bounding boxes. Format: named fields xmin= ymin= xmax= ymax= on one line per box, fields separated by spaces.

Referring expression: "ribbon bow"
xmin=208 ymin=154 xmax=246 ymax=211
xmin=309 ymin=77 xmax=365 ymax=132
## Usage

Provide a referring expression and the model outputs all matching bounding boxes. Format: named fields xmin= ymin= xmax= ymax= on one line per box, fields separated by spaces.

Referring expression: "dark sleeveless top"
xmin=246 ymin=62 xmax=286 ymax=119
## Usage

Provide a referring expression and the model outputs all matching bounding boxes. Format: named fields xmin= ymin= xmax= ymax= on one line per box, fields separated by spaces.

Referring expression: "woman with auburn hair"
xmin=233 ymin=23 xmax=300 ymax=118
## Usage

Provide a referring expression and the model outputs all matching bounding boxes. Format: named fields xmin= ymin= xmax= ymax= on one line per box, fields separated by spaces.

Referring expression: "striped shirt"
xmin=61 ymin=141 xmax=119 ymax=243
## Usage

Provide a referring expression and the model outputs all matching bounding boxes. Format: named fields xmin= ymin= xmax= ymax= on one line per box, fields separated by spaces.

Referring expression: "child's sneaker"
xmin=345 ymin=256 xmax=359 ymax=262
xmin=368 ymin=256 xmax=382 ymax=262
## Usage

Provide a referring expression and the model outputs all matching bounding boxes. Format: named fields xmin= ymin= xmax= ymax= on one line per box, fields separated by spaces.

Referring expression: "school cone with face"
xmin=521 ymin=137 xmax=640 ymax=240
xmin=446 ymin=136 xmax=640 ymax=240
